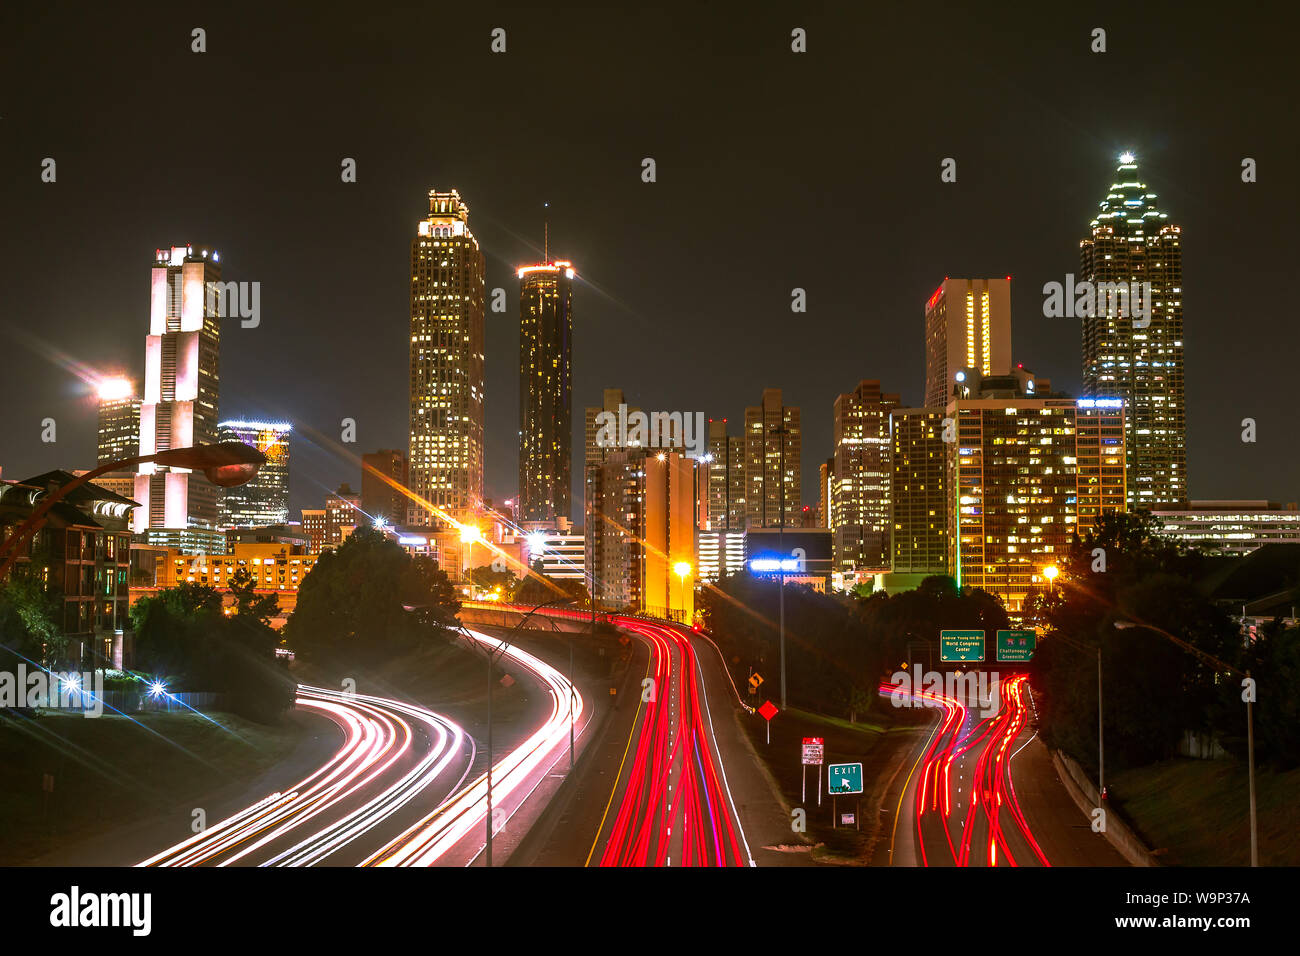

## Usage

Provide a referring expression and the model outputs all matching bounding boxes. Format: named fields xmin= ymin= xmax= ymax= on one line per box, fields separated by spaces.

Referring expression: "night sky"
xmin=3 ymin=1 xmax=1297 ymax=517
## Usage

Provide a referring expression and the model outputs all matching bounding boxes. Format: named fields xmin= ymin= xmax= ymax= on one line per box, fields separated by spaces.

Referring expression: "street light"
xmin=467 ymin=595 xmax=575 ymax=866
xmin=0 ymin=441 xmax=266 ymax=579
xmin=770 ymin=420 xmax=791 ymax=709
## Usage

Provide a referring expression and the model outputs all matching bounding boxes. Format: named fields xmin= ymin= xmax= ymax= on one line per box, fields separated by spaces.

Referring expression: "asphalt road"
xmin=877 ymin=672 xmax=1127 ymax=867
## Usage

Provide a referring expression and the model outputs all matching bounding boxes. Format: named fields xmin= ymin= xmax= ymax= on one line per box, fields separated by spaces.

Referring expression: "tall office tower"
xmin=408 ymin=189 xmax=486 ymax=527
xmin=890 ymin=408 xmax=948 ymax=576
xmin=584 ymin=389 xmax=645 ymax=468
xmin=818 ymin=458 xmax=832 ymax=530
xmin=946 ymin=369 xmax=1126 ymax=613
xmin=361 ymin=449 xmax=408 ymax=526
xmin=518 ymin=259 xmax=575 ymax=522
xmin=585 ymin=448 xmax=697 ymax=620
xmin=95 ymin=377 xmax=141 ymax=502
xmin=924 ymin=278 xmax=1012 ymax=409
xmin=1080 ymin=153 xmax=1186 ymax=507
xmin=216 ymin=421 xmax=290 ymax=527
xmin=133 ymin=244 xmax=224 ymax=555
xmin=743 ymin=388 xmax=800 ymax=529
xmin=325 ymin=483 xmax=362 ymax=545
xmin=705 ymin=418 xmax=745 ymax=531
xmin=830 ymin=380 xmax=900 ymax=576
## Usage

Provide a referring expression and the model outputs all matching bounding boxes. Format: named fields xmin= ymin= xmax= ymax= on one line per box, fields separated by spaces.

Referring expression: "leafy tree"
xmin=465 ymin=564 xmax=518 ymax=598
xmin=0 ymin=575 xmax=65 ymax=668
xmin=283 ymin=527 xmax=460 ymax=666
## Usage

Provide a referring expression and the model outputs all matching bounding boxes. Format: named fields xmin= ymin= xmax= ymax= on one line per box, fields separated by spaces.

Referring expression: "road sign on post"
xmin=827 ymin=762 xmax=863 ymax=795
xmin=996 ymin=629 xmax=1036 ymax=662
xmin=758 ymin=699 xmax=778 ymax=744
xmin=801 ymin=736 xmax=824 ymax=803
xmin=940 ymin=629 xmax=985 ymax=663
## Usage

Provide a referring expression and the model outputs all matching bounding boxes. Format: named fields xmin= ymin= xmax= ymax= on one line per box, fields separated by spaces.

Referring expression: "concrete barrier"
xmin=1051 ymin=748 xmax=1160 ymax=867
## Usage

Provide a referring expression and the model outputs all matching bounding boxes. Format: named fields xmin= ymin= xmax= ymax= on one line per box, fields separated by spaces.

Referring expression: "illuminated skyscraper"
xmin=95 ymin=376 xmax=141 ymax=502
xmin=946 ymin=369 xmax=1125 ymax=614
xmin=705 ymin=418 xmax=745 ymax=531
xmin=889 ymin=407 xmax=947 ymax=576
xmin=133 ymin=244 xmax=224 ymax=555
xmin=409 ymin=189 xmax=485 ymax=527
xmin=924 ymin=278 xmax=1012 ymax=409
xmin=744 ymin=389 xmax=800 ymax=530
xmin=217 ymin=421 xmax=290 ymax=527
xmin=830 ymin=380 xmax=899 ymax=576
xmin=518 ymin=259 xmax=575 ymax=522
xmin=1080 ymin=153 xmax=1186 ymax=507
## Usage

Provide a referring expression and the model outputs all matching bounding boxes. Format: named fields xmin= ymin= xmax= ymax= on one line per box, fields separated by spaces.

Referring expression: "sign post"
xmin=758 ymin=699 xmax=778 ymax=744
xmin=828 ymin=762 xmax=863 ymax=828
xmin=940 ymin=629 xmax=986 ymax=663
xmin=801 ymin=736 xmax=824 ymax=803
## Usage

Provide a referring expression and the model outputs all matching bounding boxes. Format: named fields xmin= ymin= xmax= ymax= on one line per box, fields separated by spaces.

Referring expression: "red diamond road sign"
xmin=758 ymin=699 xmax=779 ymax=721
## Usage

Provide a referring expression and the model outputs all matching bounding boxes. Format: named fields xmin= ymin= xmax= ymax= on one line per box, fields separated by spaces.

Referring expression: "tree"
xmin=283 ymin=527 xmax=461 ymax=666
xmin=0 ymin=575 xmax=65 ymax=669
xmin=512 ymin=561 xmax=588 ymax=608
xmin=465 ymin=564 xmax=517 ymax=599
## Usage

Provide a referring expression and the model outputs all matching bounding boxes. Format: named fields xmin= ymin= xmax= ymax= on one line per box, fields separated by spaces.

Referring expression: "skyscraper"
xmin=705 ymin=418 xmax=745 ymax=531
xmin=133 ymin=244 xmax=224 ymax=555
xmin=830 ymin=380 xmax=899 ymax=576
xmin=946 ymin=369 xmax=1126 ymax=613
xmin=95 ymin=376 xmax=141 ymax=502
xmin=518 ymin=259 xmax=575 ymax=522
xmin=744 ymin=388 xmax=800 ymax=530
xmin=361 ymin=449 xmax=408 ymax=526
xmin=217 ymin=421 xmax=290 ymax=527
xmin=1080 ymin=153 xmax=1186 ymax=508
xmin=409 ymin=189 xmax=486 ymax=527
xmin=924 ymin=278 xmax=1012 ymax=409
xmin=889 ymin=407 xmax=947 ymax=576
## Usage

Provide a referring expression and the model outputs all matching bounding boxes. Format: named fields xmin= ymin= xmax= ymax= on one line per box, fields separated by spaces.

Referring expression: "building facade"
xmin=217 ymin=421 xmax=290 ymax=527
xmin=0 ymin=472 xmax=137 ymax=667
xmin=924 ymin=277 xmax=1012 ymax=410
xmin=830 ymin=380 xmax=899 ymax=576
xmin=409 ymin=189 xmax=486 ymax=526
xmin=1080 ymin=154 xmax=1186 ymax=508
xmin=133 ymin=244 xmax=224 ymax=555
xmin=743 ymin=388 xmax=800 ymax=530
xmin=889 ymin=407 xmax=948 ymax=576
xmin=585 ymin=449 xmax=697 ymax=620
xmin=705 ymin=418 xmax=746 ymax=531
xmin=94 ymin=377 xmax=141 ymax=502
xmin=361 ymin=449 xmax=408 ymax=526
xmin=325 ymin=483 xmax=362 ymax=545
xmin=946 ymin=371 xmax=1126 ymax=613
xmin=1153 ymin=501 xmax=1300 ymax=556
xmin=518 ymin=261 xmax=575 ymax=522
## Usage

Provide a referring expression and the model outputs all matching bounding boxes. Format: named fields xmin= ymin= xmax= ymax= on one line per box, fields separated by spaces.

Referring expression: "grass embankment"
xmin=739 ymin=701 xmax=926 ymax=864
xmin=0 ymin=709 xmax=304 ymax=865
xmin=1109 ymin=758 xmax=1300 ymax=866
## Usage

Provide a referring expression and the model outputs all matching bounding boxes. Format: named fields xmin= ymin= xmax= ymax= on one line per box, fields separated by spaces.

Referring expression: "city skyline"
xmin=2 ymin=6 xmax=1295 ymax=519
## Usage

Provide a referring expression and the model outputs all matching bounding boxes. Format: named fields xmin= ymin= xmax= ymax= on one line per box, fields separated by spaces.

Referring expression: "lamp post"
xmin=1115 ymin=617 xmax=1257 ymax=866
xmin=0 ymin=442 xmax=266 ymax=579
xmin=468 ymin=595 xmax=575 ymax=866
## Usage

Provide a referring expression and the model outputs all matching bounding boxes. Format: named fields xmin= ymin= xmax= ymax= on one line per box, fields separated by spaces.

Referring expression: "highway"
xmin=882 ymin=672 xmax=1126 ymax=867
xmin=138 ymin=684 xmax=475 ymax=867
xmin=586 ymin=616 xmax=754 ymax=867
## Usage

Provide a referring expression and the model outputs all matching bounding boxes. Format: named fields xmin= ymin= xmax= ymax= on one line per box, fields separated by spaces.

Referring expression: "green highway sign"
xmin=940 ymin=630 xmax=985 ymax=663
xmin=827 ymin=762 xmax=863 ymax=795
xmin=997 ymin=629 xmax=1037 ymax=662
